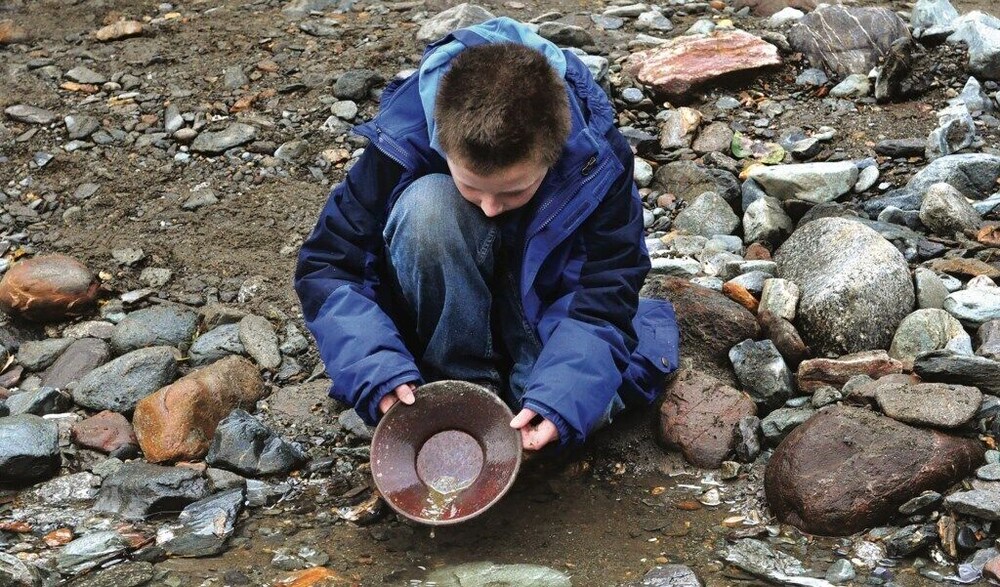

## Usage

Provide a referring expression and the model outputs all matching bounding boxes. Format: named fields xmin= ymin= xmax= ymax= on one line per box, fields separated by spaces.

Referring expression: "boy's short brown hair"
xmin=435 ymin=43 xmax=571 ymax=176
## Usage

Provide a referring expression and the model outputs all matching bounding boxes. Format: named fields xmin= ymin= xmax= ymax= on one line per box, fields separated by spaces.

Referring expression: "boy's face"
xmin=447 ymin=156 xmax=548 ymax=218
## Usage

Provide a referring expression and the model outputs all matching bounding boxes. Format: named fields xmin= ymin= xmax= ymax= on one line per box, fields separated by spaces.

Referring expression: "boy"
xmin=294 ymin=17 xmax=678 ymax=452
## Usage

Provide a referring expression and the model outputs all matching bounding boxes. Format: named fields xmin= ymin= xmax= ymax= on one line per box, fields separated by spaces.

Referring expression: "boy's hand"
xmin=378 ymin=382 xmax=417 ymax=414
xmin=510 ymin=408 xmax=559 ymax=451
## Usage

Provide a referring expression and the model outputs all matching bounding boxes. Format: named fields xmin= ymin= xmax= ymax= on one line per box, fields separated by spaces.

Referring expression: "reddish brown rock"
xmin=0 ymin=19 xmax=30 ymax=44
xmin=41 ymin=338 xmax=110 ymax=390
xmin=765 ymin=405 xmax=984 ymax=536
xmin=133 ymin=356 xmax=266 ymax=463
xmin=796 ymin=350 xmax=903 ymax=393
xmin=925 ymin=257 xmax=1000 ymax=280
xmin=978 ymin=225 xmax=1000 ymax=248
xmin=71 ymin=411 xmax=138 ymax=454
xmin=659 ymin=370 xmax=757 ymax=468
xmin=985 ymin=556 xmax=1000 ymax=582
xmin=626 ymin=30 xmax=781 ymax=100
xmin=643 ymin=276 xmax=760 ymax=382
xmin=734 ymin=0 xmax=821 ymax=17
xmin=722 ymin=282 xmax=759 ymax=313
xmin=0 ymin=255 xmax=99 ymax=322
xmin=744 ymin=242 xmax=772 ymax=261
xmin=758 ymin=310 xmax=809 ymax=367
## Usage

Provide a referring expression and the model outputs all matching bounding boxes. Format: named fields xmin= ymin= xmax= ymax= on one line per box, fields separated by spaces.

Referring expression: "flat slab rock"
xmin=913 ymin=350 xmax=1000 ymax=394
xmin=93 ymin=461 xmax=210 ymax=520
xmin=796 ymin=350 xmax=903 ymax=393
xmin=765 ymin=405 xmax=983 ymax=535
xmin=875 ymin=382 xmax=982 ymax=428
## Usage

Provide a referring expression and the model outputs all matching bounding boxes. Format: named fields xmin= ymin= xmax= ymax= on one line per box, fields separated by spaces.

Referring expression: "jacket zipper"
xmin=529 ymin=154 xmax=613 ymax=245
xmin=371 ymin=124 xmax=412 ymax=170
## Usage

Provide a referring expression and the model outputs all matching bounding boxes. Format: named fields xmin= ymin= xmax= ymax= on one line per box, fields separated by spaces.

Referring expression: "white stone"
xmin=760 ymin=278 xmax=800 ymax=321
xmin=748 ymin=161 xmax=859 ymax=204
xmin=768 ymin=7 xmax=805 ymax=28
xmin=634 ymin=157 xmax=653 ymax=187
xmin=943 ymin=287 xmax=1000 ymax=328
xmin=650 ymin=257 xmax=700 ymax=276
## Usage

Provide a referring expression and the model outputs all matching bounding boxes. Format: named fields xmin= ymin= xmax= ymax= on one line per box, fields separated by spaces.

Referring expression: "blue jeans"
xmin=383 ymin=174 xmax=623 ymax=426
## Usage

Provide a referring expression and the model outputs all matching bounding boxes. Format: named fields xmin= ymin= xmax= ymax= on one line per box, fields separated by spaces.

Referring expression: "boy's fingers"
xmin=397 ymin=384 xmax=416 ymax=405
xmin=510 ymin=408 xmax=537 ymax=429
xmin=522 ymin=420 xmax=558 ymax=451
xmin=378 ymin=394 xmax=399 ymax=414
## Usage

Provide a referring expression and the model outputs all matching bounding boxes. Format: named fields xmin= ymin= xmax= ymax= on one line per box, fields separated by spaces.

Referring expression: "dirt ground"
xmin=2 ymin=0 xmax=999 ymax=584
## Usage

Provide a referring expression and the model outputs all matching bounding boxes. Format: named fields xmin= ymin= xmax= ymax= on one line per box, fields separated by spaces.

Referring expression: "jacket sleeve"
xmin=294 ymin=146 xmax=423 ymax=425
xmin=521 ymin=144 xmax=650 ymax=449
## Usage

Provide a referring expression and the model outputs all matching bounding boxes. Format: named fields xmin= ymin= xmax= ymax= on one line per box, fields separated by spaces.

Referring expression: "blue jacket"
xmin=294 ymin=18 xmax=679 ymax=448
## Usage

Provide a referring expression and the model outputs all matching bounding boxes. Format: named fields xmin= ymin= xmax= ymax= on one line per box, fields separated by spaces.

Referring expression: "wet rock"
xmin=190 ymin=323 xmax=244 ymax=366
xmin=944 ymin=287 xmax=1000 ymax=329
xmin=110 ymin=305 xmax=198 ymax=355
xmin=643 ymin=277 xmax=759 ymax=381
xmin=71 ymin=411 xmax=138 ymax=454
xmin=945 ymin=486 xmax=1000 ymax=520
xmin=761 ymin=406 xmax=814 ymax=444
xmin=333 ymin=69 xmax=383 ymax=101
xmin=659 ymin=369 xmax=756 ymax=468
xmin=6 ymin=387 xmax=71 ymax=416
xmin=655 ymin=160 xmax=740 ymax=205
xmin=724 ymin=539 xmax=823 ymax=586
xmin=889 ymin=309 xmax=972 ymax=362
xmin=734 ymin=415 xmax=762 ymax=463
xmin=41 ymin=337 xmax=110 ymax=390
xmin=92 ymin=20 xmax=143 ymax=41
xmin=979 ymin=320 xmax=1000 ymax=359
xmin=747 ymin=162 xmax=858 ymax=204
xmin=915 ymin=267 xmax=950 ymax=309
xmin=191 ymin=123 xmax=257 ymax=155
xmin=72 ymin=346 xmax=179 ymax=413
xmin=424 ymin=562 xmax=571 ymax=587
xmin=93 ymin=462 xmax=210 ymax=520
xmin=626 ymin=30 xmax=781 ymax=100
xmin=55 ymin=531 xmax=127 ymax=574
xmin=743 ymin=197 xmax=793 ymax=246
xmin=905 ymin=154 xmax=1000 ymax=200
xmin=765 ymin=405 xmax=984 ymax=535
xmin=4 ymin=104 xmax=57 ymax=125
xmin=926 ymin=105 xmax=977 ymax=160
xmin=157 ymin=488 xmax=245 ymax=557
xmin=885 ymin=524 xmax=937 ymax=557
xmin=876 ymin=382 xmax=982 ymax=428
xmin=0 ymin=254 xmax=99 ymax=321
xmin=238 ymin=315 xmax=281 ymax=369
xmin=775 ymin=218 xmax=914 ymax=356
xmin=206 ymin=409 xmax=308 ymax=476
xmin=729 ymin=339 xmax=795 ymax=411
xmin=17 ymin=338 xmax=73 ymax=371
xmin=0 ymin=552 xmax=46 ymax=586
xmin=417 ymin=4 xmax=495 ymax=42
xmin=899 ymin=490 xmax=942 ymax=514
xmin=913 ymin=350 xmax=1000 ymax=394
xmin=796 ymin=350 xmax=903 ymax=393
xmin=63 ymin=561 xmax=154 ymax=587
xmin=0 ymin=415 xmax=60 ymax=485
xmin=626 ymin=564 xmax=702 ymax=587
xmin=134 ymin=356 xmax=266 ymax=463
xmin=673 ymin=192 xmax=739 ymax=237
xmin=825 ymin=559 xmax=855 ymax=584
xmin=787 ymin=5 xmax=911 ymax=78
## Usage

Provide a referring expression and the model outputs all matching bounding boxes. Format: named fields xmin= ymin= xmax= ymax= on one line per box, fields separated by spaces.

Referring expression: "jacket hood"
xmin=417 ymin=17 xmax=568 ymax=159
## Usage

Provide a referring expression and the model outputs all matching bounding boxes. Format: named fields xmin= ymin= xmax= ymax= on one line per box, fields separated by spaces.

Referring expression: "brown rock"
xmin=643 ymin=276 xmax=760 ymax=382
xmin=979 ymin=320 xmax=1000 ymax=360
xmin=847 ymin=373 xmax=918 ymax=404
xmin=659 ymin=369 xmax=757 ymax=468
xmin=744 ymin=243 xmax=772 ymax=261
xmin=41 ymin=338 xmax=110 ymax=390
xmin=796 ymin=350 xmax=903 ymax=393
xmin=787 ymin=6 xmax=911 ymax=79
xmin=765 ymin=405 xmax=984 ymax=536
xmin=757 ymin=311 xmax=809 ymax=367
xmin=875 ymin=382 xmax=982 ymax=429
xmin=722 ymin=282 xmax=759 ymax=313
xmin=0 ymin=255 xmax=99 ymax=322
xmin=93 ymin=20 xmax=144 ymax=41
xmin=735 ymin=0 xmax=821 ymax=16
xmin=133 ymin=356 xmax=266 ymax=463
xmin=71 ymin=411 xmax=138 ymax=454
xmin=978 ymin=225 xmax=1000 ymax=248
xmin=0 ymin=19 xmax=30 ymax=44
xmin=925 ymin=257 xmax=1000 ymax=280
xmin=985 ymin=556 xmax=1000 ymax=582
xmin=626 ymin=30 xmax=781 ymax=100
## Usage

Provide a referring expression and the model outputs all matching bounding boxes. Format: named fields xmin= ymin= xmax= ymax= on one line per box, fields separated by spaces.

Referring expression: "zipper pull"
xmin=581 ymin=155 xmax=597 ymax=176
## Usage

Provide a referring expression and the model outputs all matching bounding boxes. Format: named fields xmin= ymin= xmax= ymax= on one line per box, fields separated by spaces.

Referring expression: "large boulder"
xmin=747 ymin=162 xmax=859 ymax=204
xmin=642 ymin=277 xmax=760 ymax=382
xmin=133 ymin=356 xmax=266 ymax=463
xmin=658 ymin=369 xmax=757 ymax=468
xmin=626 ymin=30 xmax=781 ymax=100
xmin=775 ymin=218 xmax=914 ymax=356
xmin=0 ymin=255 xmax=99 ymax=321
xmin=788 ymin=5 xmax=911 ymax=78
xmin=765 ymin=405 xmax=984 ymax=535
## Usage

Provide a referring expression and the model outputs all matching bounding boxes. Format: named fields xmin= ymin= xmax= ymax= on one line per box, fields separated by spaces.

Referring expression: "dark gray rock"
xmin=729 ymin=339 xmax=795 ymax=411
xmin=17 ymin=338 xmax=73 ymax=371
xmin=4 ymin=104 xmax=58 ymax=125
xmin=0 ymin=552 xmax=47 ymax=586
xmin=206 ymin=409 xmax=308 ymax=476
xmin=913 ymin=350 xmax=1000 ymax=394
xmin=6 ymin=387 xmax=71 ymax=416
xmin=761 ymin=406 xmax=815 ymax=444
xmin=157 ymin=488 xmax=245 ymax=557
xmin=537 ymin=22 xmax=594 ymax=48
xmin=0 ymin=415 xmax=60 ymax=485
xmin=944 ymin=486 xmax=1000 ymax=520
xmin=864 ymin=189 xmax=922 ymax=217
xmin=41 ymin=337 xmax=110 ymax=390
xmin=62 ymin=561 xmax=154 ymax=587
xmin=64 ymin=115 xmax=100 ymax=140
xmin=339 ymin=408 xmax=374 ymax=440
xmin=333 ymin=69 xmax=383 ymax=101
xmin=787 ymin=5 xmax=911 ymax=78
xmin=898 ymin=490 xmax=942 ymax=514
xmin=875 ymin=138 xmax=926 ymax=158
xmin=110 ymin=305 xmax=198 ymax=355
xmin=93 ymin=461 xmax=210 ymax=520
xmin=874 ymin=37 xmax=914 ymax=103
xmin=191 ymin=123 xmax=257 ymax=155
xmin=72 ymin=346 xmax=178 ymax=413
xmin=654 ymin=160 xmax=740 ymax=207
xmin=189 ymin=323 xmax=244 ymax=367
xmin=885 ymin=524 xmax=937 ymax=557
xmin=55 ymin=531 xmax=127 ymax=575
xmin=906 ymin=154 xmax=1000 ymax=200
xmin=723 ymin=539 xmax=809 ymax=585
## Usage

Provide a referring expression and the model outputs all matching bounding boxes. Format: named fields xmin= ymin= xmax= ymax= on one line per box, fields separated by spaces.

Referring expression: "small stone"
xmin=191 ymin=123 xmax=257 ymax=155
xmin=6 ymin=387 xmax=71 ymax=416
xmin=919 ymin=182 xmax=982 ymax=236
xmin=416 ymin=4 xmax=495 ymax=42
xmin=944 ymin=287 xmax=1000 ymax=328
xmin=915 ymin=267 xmax=950 ymax=309
xmin=65 ymin=66 xmax=106 ymax=85
xmin=748 ymin=161 xmax=859 ymax=204
xmin=190 ymin=324 xmax=245 ymax=366
xmin=42 ymin=337 xmax=110 ymax=389
xmin=65 ymin=115 xmax=100 ymax=140
xmin=93 ymin=20 xmax=143 ymax=41
xmin=333 ymin=69 xmax=384 ymax=101
xmin=889 ymin=308 xmax=973 ymax=362
xmin=673 ymin=192 xmax=740 ymax=237
xmin=729 ymin=339 xmax=795 ymax=410
xmin=743 ymin=196 xmax=793 ymax=246
xmin=898 ymin=490 xmax=942 ymax=514
xmin=0 ymin=254 xmax=99 ymax=321
xmin=17 ymin=338 xmax=73 ymax=371
xmin=238 ymin=315 xmax=281 ymax=370
xmin=759 ymin=278 xmax=799 ymax=321
xmin=829 ymin=74 xmax=870 ymax=98
xmin=71 ymin=346 xmax=179 ymax=413
xmin=876 ymin=382 xmax=982 ymax=428
xmin=826 ymin=559 xmax=856 ymax=583
xmin=71 ymin=411 xmax=138 ymax=454
xmin=761 ymin=406 xmax=815 ymax=444
xmin=157 ymin=488 xmax=245 ymax=557
xmin=55 ymin=531 xmax=127 ymax=574
xmin=206 ymin=410 xmax=308 ymax=476
xmin=796 ymin=350 xmax=903 ymax=393
xmin=854 ymin=165 xmax=880 ymax=193
xmin=110 ymin=305 xmax=198 ymax=355
xmin=93 ymin=461 xmax=210 ymax=520
xmin=913 ymin=350 xmax=1000 ymax=394
xmin=4 ymin=104 xmax=57 ymax=125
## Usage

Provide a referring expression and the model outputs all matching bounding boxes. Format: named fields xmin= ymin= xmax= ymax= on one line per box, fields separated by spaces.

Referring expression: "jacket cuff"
xmin=358 ymin=370 xmax=424 ymax=425
xmin=522 ymin=399 xmax=579 ymax=450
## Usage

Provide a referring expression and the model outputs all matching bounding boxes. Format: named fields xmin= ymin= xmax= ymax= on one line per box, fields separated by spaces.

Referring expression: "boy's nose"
xmin=480 ymin=198 xmax=504 ymax=217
